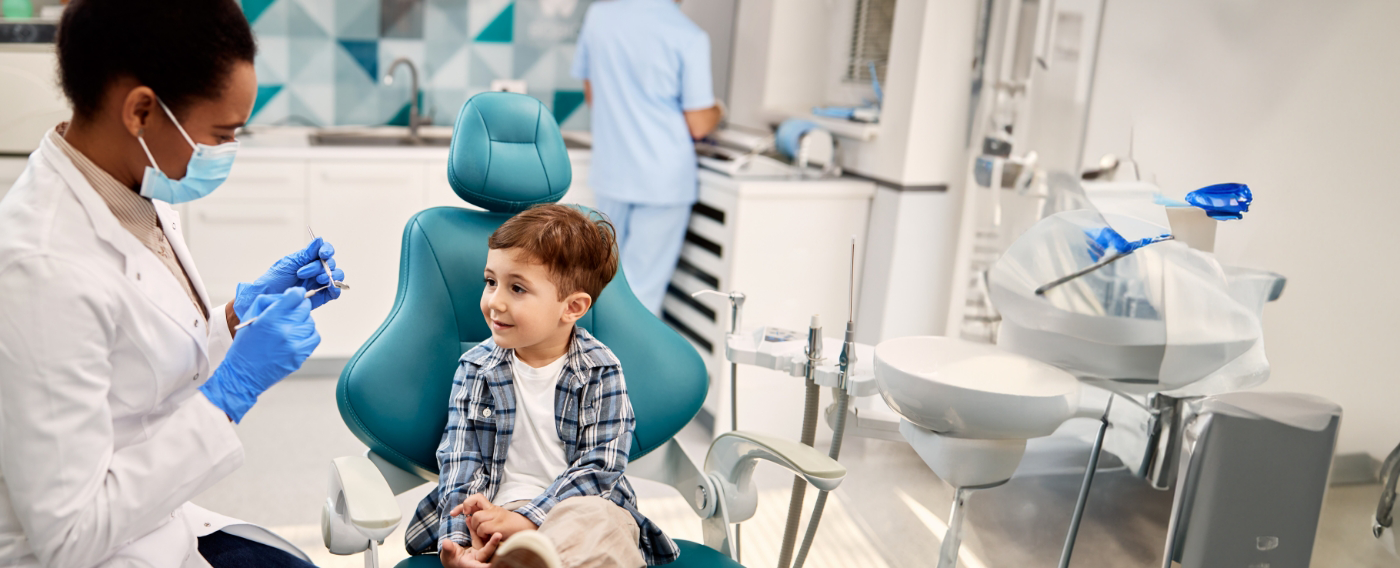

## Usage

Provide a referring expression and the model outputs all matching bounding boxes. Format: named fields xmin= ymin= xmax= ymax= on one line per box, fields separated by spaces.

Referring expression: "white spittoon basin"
xmin=873 ymin=336 xmax=1087 ymax=440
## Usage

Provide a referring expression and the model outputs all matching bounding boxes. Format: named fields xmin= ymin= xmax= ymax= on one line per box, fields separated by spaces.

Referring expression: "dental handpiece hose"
xmin=791 ymin=320 xmax=856 ymax=568
xmin=778 ymin=315 xmax=824 ymax=568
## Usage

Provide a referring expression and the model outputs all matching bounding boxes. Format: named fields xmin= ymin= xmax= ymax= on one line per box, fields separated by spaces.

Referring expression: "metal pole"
xmin=938 ymin=487 xmax=972 ymax=568
xmin=1059 ymin=396 xmax=1114 ymax=568
xmin=732 ymin=358 xmax=741 ymax=562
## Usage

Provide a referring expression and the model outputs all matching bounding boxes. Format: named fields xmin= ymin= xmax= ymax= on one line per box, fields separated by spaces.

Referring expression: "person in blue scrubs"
xmin=571 ymin=0 xmax=723 ymax=315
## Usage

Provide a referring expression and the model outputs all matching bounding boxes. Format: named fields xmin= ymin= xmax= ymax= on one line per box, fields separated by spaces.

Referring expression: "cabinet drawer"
xmin=217 ymin=159 xmax=306 ymax=202
xmin=184 ymin=201 xmax=308 ymax=308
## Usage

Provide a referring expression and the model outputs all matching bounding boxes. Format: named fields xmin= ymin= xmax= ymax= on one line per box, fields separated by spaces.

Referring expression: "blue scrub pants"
xmin=594 ymin=197 xmax=692 ymax=315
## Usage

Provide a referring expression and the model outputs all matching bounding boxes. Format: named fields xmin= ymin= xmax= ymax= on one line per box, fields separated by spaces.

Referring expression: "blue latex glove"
xmin=233 ymin=237 xmax=346 ymax=315
xmin=202 ymin=287 xmax=321 ymax=422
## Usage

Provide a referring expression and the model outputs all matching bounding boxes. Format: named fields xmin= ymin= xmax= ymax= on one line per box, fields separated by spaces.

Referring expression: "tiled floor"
xmin=194 ymin=375 xmax=1399 ymax=567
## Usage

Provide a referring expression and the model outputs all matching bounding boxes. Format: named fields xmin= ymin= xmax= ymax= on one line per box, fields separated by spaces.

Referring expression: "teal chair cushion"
xmin=447 ymin=92 xmax=572 ymax=213
xmin=391 ymin=539 xmax=742 ymax=568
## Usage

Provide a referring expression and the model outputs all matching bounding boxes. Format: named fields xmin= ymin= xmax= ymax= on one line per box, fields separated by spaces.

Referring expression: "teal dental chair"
xmin=318 ymin=92 xmax=846 ymax=568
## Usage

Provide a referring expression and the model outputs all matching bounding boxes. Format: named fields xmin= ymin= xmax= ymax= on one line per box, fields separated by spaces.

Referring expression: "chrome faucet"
xmin=382 ymin=58 xmax=423 ymax=140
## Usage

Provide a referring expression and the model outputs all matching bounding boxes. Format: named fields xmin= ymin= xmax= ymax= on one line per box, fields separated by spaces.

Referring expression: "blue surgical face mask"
xmin=135 ymin=98 xmax=239 ymax=204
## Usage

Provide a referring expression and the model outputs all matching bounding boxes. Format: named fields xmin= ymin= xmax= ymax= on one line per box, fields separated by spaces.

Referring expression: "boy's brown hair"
xmin=488 ymin=204 xmax=619 ymax=301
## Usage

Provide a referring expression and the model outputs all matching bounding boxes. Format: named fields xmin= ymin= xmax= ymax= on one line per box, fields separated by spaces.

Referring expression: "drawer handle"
xmin=320 ymin=171 xmax=405 ymax=184
xmin=229 ymin=175 xmax=296 ymax=184
xmin=197 ymin=211 xmax=292 ymax=225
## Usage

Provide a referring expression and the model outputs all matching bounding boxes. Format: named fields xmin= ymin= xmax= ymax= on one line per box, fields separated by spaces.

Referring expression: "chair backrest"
xmin=336 ymin=92 xmax=708 ymax=479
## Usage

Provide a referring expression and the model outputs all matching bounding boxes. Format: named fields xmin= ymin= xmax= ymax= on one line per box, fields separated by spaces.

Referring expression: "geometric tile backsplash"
xmin=240 ymin=0 xmax=591 ymax=130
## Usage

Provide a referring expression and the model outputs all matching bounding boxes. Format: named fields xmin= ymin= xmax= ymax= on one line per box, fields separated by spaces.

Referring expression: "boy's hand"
xmin=449 ymin=494 xmax=500 ymax=549
xmin=472 ymin=510 xmax=538 ymax=541
xmin=439 ymin=534 xmax=502 ymax=568
xmin=449 ymin=493 xmax=498 ymax=518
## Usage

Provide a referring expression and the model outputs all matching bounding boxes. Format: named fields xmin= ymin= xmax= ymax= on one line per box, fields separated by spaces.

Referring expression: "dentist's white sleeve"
xmin=0 ymin=255 xmax=243 ymax=568
xmin=208 ymin=301 xmax=235 ymax=369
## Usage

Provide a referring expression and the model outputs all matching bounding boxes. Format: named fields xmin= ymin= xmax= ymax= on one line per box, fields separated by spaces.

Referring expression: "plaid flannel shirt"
xmin=404 ymin=327 xmax=679 ymax=565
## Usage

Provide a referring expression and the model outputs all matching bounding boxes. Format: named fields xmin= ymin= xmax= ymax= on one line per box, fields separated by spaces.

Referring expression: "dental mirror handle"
xmin=233 ymin=286 xmax=328 ymax=330
xmin=307 ymin=226 xmax=351 ymax=290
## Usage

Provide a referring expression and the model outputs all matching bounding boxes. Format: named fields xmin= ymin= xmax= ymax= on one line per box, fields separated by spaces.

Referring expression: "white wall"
xmin=1082 ymin=0 xmax=1400 ymax=458
xmin=725 ymin=0 xmax=979 ymax=343
xmin=679 ymin=0 xmax=738 ymax=105
xmin=850 ymin=0 xmax=978 ymax=343
xmin=842 ymin=0 xmax=978 ymax=187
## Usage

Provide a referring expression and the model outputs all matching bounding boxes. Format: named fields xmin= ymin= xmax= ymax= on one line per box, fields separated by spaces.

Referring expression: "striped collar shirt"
xmin=405 ymin=327 xmax=679 ymax=565
xmin=48 ymin=125 xmax=206 ymax=320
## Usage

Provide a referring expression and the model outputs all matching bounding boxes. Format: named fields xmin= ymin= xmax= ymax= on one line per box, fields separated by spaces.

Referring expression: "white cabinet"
xmin=184 ymin=160 xmax=307 ymax=308
xmin=662 ymin=169 xmax=876 ymax=438
xmin=307 ymin=161 xmax=427 ymax=358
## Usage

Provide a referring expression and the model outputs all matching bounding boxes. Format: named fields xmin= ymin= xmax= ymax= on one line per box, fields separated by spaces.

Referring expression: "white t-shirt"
xmin=494 ymin=351 xmax=572 ymax=506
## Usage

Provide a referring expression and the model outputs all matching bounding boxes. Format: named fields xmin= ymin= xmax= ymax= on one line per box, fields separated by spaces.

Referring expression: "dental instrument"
xmin=777 ymin=312 xmax=823 ymax=568
xmin=308 ymin=227 xmax=350 ymax=290
xmin=1033 ymin=233 xmax=1174 ymax=296
xmin=233 ymin=285 xmax=330 ymax=330
xmin=792 ymin=238 xmax=859 ymax=568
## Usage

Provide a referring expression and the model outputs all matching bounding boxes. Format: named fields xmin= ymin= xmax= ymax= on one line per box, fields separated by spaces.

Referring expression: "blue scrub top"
xmin=571 ymin=0 xmax=714 ymax=206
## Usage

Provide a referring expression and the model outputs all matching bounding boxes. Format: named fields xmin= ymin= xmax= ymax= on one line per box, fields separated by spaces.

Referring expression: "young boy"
xmin=403 ymin=205 xmax=678 ymax=568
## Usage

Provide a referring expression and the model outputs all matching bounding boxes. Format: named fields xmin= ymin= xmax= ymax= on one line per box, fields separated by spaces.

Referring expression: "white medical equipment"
xmin=774 ymin=119 xmax=840 ymax=179
xmin=703 ymin=185 xmax=1341 ymax=568
xmin=1160 ymin=393 xmax=1340 ymax=568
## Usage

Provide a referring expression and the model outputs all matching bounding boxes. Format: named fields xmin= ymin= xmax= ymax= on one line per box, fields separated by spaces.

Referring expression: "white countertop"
xmin=235 ymin=126 xmax=591 ymax=161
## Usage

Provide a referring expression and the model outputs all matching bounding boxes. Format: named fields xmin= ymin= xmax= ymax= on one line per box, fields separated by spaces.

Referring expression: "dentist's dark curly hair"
xmin=56 ymin=0 xmax=258 ymax=120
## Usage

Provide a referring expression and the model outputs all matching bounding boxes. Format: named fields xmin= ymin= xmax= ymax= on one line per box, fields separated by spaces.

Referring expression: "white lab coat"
xmin=0 ymin=132 xmax=306 ymax=567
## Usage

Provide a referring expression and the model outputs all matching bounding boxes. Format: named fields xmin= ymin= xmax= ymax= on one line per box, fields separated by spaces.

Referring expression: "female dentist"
xmin=0 ymin=1 xmax=341 ymax=566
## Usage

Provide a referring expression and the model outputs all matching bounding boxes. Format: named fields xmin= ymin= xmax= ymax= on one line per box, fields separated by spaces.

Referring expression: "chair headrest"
xmin=447 ymin=92 xmax=572 ymax=213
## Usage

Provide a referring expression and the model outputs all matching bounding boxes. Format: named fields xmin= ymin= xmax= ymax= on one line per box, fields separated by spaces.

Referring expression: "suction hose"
xmin=777 ymin=377 xmax=821 ymax=568
xmin=791 ymin=387 xmax=850 ymax=568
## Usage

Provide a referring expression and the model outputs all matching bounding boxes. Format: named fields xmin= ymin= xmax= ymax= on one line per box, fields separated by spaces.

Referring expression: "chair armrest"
xmin=627 ymin=438 xmax=718 ymax=519
xmin=704 ymin=430 xmax=847 ymax=523
xmin=323 ymin=455 xmax=403 ymax=553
